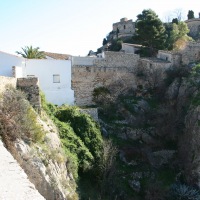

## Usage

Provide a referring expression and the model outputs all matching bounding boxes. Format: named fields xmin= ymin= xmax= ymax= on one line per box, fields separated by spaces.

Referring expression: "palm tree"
xmin=16 ymin=46 xmax=46 ymax=59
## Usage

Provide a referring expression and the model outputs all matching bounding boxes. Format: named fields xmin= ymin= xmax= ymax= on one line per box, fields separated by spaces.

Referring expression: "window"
xmin=124 ymin=25 xmax=126 ymax=29
xmin=53 ymin=74 xmax=60 ymax=83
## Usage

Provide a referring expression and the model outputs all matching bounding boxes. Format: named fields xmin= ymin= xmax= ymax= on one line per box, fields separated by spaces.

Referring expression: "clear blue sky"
xmin=0 ymin=0 xmax=199 ymax=56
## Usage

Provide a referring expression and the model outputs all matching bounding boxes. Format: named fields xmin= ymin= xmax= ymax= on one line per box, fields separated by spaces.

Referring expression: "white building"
xmin=0 ymin=51 xmax=74 ymax=106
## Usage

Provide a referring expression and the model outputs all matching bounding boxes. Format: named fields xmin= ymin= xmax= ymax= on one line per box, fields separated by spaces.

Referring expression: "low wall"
xmin=181 ymin=42 xmax=200 ymax=65
xmin=94 ymin=51 xmax=139 ymax=68
xmin=72 ymin=56 xmax=100 ymax=66
xmin=0 ymin=76 xmax=17 ymax=94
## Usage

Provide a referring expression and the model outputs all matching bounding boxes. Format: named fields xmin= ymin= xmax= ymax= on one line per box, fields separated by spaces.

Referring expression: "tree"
xmin=187 ymin=10 xmax=194 ymax=19
xmin=172 ymin=18 xmax=178 ymax=24
xmin=16 ymin=46 xmax=45 ymax=59
xmin=108 ymin=39 xmax=122 ymax=52
xmin=134 ymin=9 xmax=167 ymax=56
xmin=168 ymin=21 xmax=193 ymax=50
xmin=102 ymin=38 xmax=107 ymax=46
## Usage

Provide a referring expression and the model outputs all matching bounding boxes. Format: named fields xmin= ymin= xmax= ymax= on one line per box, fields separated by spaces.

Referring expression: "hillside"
xmin=1 ymin=63 xmax=200 ymax=199
xmin=88 ymin=63 xmax=200 ymax=199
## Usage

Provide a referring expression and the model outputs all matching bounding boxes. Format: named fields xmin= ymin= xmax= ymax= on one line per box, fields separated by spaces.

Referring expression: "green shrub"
xmin=0 ymin=86 xmax=44 ymax=145
xmin=56 ymin=119 xmax=94 ymax=171
xmin=93 ymin=86 xmax=111 ymax=105
xmin=55 ymin=106 xmax=103 ymax=162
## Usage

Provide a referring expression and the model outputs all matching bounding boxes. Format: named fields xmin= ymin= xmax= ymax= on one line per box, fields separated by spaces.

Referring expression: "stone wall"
xmin=72 ymin=56 xmax=98 ymax=66
xmin=72 ymin=65 xmax=137 ymax=106
xmin=95 ymin=51 xmax=139 ymax=68
xmin=137 ymin=58 xmax=171 ymax=88
xmin=181 ymin=42 xmax=200 ymax=65
xmin=157 ymin=51 xmax=182 ymax=67
xmin=72 ymin=51 xmax=173 ymax=106
xmin=112 ymin=18 xmax=135 ymax=39
xmin=17 ymin=77 xmax=41 ymax=111
xmin=72 ymin=51 xmax=140 ymax=106
xmin=72 ymin=41 xmax=200 ymax=106
xmin=0 ymin=76 xmax=17 ymax=94
xmin=185 ymin=18 xmax=200 ymax=39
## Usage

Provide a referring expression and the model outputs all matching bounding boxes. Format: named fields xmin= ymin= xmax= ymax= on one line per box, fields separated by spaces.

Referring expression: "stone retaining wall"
xmin=17 ymin=77 xmax=41 ymax=111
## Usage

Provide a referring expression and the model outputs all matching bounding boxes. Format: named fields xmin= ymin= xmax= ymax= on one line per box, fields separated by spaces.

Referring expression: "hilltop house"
xmin=0 ymin=51 xmax=74 ymax=105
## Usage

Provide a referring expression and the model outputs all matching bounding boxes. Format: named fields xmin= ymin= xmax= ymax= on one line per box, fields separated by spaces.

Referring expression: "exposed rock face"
xmin=179 ymin=105 xmax=200 ymax=187
xmin=12 ymin=113 xmax=77 ymax=200
xmin=0 ymin=140 xmax=45 ymax=200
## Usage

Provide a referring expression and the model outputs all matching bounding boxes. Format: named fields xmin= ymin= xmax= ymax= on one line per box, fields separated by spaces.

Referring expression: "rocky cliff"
xmin=91 ymin=63 xmax=200 ymax=199
xmin=0 ymin=86 xmax=78 ymax=200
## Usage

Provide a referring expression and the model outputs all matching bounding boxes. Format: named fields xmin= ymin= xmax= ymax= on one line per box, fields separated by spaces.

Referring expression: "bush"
xmin=165 ymin=67 xmax=190 ymax=86
xmin=56 ymin=119 xmax=94 ymax=172
xmin=55 ymin=106 xmax=103 ymax=162
xmin=93 ymin=87 xmax=111 ymax=105
xmin=0 ymin=86 xmax=44 ymax=146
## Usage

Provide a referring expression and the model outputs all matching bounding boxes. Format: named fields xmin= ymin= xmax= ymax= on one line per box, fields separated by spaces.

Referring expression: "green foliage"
xmin=0 ymin=86 xmax=44 ymax=145
xmin=134 ymin=9 xmax=167 ymax=56
xmin=168 ymin=22 xmax=193 ymax=50
xmin=41 ymin=94 xmax=103 ymax=179
xmin=40 ymin=91 xmax=57 ymax=117
xmin=56 ymin=119 xmax=94 ymax=172
xmin=172 ymin=18 xmax=178 ymax=24
xmin=187 ymin=10 xmax=194 ymax=20
xmin=55 ymin=106 xmax=103 ymax=162
xmin=102 ymin=38 xmax=107 ymax=46
xmin=16 ymin=45 xmax=45 ymax=59
xmin=167 ymin=183 xmax=200 ymax=200
xmin=108 ymin=39 xmax=122 ymax=51
xmin=93 ymin=86 xmax=110 ymax=105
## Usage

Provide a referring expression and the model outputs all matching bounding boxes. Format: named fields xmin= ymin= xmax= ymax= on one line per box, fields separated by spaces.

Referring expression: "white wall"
xmin=0 ymin=51 xmax=24 ymax=77
xmin=72 ymin=56 xmax=97 ymax=66
xmin=25 ymin=59 xmax=74 ymax=105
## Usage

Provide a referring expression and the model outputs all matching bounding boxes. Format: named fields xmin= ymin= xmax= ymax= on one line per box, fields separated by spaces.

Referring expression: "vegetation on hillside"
xmin=133 ymin=9 xmax=167 ymax=56
xmin=96 ymin=9 xmax=196 ymax=57
xmin=90 ymin=62 xmax=200 ymax=199
xmin=0 ymin=86 xmax=44 ymax=148
xmin=40 ymin=93 xmax=118 ymax=199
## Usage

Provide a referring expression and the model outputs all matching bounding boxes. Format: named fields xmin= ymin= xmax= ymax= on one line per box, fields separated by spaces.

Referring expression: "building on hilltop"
xmin=108 ymin=18 xmax=135 ymax=40
xmin=121 ymin=43 xmax=142 ymax=54
xmin=185 ymin=18 xmax=200 ymax=40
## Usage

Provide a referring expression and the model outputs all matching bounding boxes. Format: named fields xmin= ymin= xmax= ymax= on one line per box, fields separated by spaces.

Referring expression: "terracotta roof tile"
xmin=44 ymin=52 xmax=71 ymax=60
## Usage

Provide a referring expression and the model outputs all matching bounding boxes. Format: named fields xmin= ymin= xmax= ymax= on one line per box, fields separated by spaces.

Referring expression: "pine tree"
xmin=134 ymin=9 xmax=167 ymax=56
xmin=187 ymin=10 xmax=194 ymax=20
